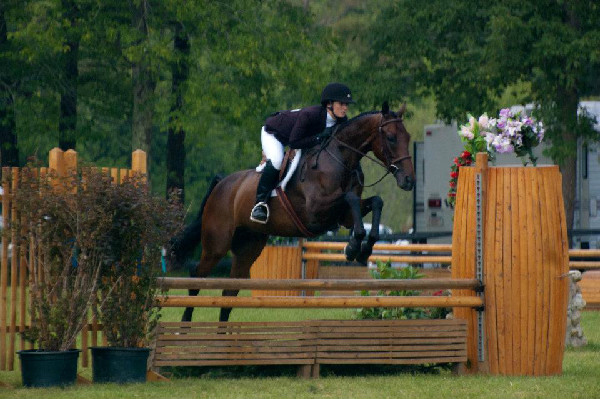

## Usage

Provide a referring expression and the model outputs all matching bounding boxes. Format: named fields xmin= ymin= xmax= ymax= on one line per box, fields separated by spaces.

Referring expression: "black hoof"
xmin=344 ymin=241 xmax=361 ymax=261
xmin=355 ymin=242 xmax=374 ymax=265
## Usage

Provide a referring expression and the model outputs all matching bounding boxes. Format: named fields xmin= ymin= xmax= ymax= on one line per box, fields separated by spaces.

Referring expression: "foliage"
xmin=13 ymin=168 xmax=118 ymax=351
xmin=365 ymin=0 xmax=600 ymax=229
xmin=354 ymin=260 xmax=450 ymax=320
xmin=97 ymin=173 xmax=184 ymax=348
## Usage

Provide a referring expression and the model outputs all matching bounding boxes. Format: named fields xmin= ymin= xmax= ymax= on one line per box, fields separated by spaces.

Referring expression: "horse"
xmin=173 ymin=102 xmax=415 ymax=322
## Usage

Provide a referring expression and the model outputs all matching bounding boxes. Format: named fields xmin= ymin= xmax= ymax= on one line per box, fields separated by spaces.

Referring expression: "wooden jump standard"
xmin=152 ymin=277 xmax=482 ymax=378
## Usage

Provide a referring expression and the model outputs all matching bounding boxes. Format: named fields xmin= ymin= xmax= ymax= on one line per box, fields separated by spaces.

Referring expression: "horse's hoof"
xmin=355 ymin=242 xmax=373 ymax=265
xmin=344 ymin=243 xmax=359 ymax=261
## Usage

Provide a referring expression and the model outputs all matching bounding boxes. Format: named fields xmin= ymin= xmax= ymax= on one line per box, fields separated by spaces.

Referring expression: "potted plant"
xmin=14 ymin=169 xmax=117 ymax=387
xmin=91 ymin=173 xmax=183 ymax=384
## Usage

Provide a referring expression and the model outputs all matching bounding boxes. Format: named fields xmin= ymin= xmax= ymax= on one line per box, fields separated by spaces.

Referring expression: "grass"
xmin=1 ymin=299 xmax=599 ymax=398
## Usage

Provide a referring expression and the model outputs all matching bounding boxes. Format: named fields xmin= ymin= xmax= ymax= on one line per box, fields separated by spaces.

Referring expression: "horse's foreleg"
xmin=343 ymin=191 xmax=366 ymax=261
xmin=356 ymin=195 xmax=384 ymax=265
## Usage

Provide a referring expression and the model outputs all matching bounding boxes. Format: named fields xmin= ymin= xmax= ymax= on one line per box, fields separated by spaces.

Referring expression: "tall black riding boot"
xmin=250 ymin=160 xmax=280 ymax=224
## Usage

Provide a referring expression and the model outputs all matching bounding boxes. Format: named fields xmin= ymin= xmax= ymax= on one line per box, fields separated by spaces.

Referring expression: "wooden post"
xmin=131 ymin=149 xmax=147 ymax=175
xmin=48 ymin=148 xmax=65 ymax=177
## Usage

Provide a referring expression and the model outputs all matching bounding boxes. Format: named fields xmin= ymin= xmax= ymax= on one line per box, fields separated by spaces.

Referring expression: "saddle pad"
xmin=255 ymin=150 xmax=302 ymax=196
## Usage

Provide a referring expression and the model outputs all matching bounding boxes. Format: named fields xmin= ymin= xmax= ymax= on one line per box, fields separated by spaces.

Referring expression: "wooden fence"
xmin=0 ymin=148 xmax=147 ymax=371
xmin=251 ymin=241 xmax=600 ymax=304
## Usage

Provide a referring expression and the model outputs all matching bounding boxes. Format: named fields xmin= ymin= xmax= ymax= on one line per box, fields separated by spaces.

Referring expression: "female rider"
xmin=250 ymin=82 xmax=355 ymax=224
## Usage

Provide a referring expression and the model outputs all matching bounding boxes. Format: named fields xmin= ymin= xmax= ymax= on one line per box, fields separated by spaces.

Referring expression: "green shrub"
xmin=354 ymin=260 xmax=450 ymax=320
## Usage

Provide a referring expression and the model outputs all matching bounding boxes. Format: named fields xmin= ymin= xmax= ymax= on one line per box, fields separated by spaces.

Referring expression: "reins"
xmin=329 ymin=114 xmax=412 ymax=187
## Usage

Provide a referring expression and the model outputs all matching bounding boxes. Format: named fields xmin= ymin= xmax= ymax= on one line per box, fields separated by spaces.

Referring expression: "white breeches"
xmin=261 ymin=126 xmax=284 ymax=170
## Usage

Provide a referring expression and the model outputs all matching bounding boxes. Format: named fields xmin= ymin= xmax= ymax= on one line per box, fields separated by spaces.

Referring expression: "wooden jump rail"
xmin=152 ymin=277 xmax=480 ymax=378
xmin=157 ymin=278 xmax=483 ymax=308
xmin=158 ymin=277 xmax=480 ymax=291
xmin=302 ymin=242 xmax=453 ymax=264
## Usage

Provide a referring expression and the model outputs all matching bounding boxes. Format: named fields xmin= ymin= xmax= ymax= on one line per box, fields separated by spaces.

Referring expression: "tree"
xmin=58 ymin=0 xmax=79 ymax=151
xmin=166 ymin=21 xmax=188 ymax=202
xmin=364 ymin=0 xmax=600 ymax=230
xmin=0 ymin=1 xmax=18 ymax=166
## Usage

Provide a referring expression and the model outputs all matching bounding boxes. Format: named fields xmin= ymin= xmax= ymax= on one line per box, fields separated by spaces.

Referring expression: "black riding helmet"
xmin=321 ymin=82 xmax=355 ymax=105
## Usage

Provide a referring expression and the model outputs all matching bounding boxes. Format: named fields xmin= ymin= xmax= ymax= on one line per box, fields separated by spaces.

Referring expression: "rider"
xmin=250 ymin=82 xmax=355 ymax=224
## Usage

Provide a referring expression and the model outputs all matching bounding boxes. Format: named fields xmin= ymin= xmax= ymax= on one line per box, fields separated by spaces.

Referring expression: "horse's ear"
xmin=398 ymin=103 xmax=407 ymax=116
xmin=382 ymin=101 xmax=390 ymax=115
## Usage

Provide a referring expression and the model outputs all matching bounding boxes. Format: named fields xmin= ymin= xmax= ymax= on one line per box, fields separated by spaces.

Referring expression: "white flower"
xmin=459 ymin=124 xmax=474 ymax=140
xmin=478 ymin=114 xmax=489 ymax=130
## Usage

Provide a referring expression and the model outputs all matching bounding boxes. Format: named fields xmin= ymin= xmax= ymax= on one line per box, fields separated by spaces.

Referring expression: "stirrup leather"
xmin=250 ymin=202 xmax=270 ymax=224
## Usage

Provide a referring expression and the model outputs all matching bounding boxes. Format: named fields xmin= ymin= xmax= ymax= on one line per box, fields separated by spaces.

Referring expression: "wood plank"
xmin=316 ymin=357 xmax=467 ymax=365
xmin=316 ymin=350 xmax=467 ymax=359
xmin=302 ymin=242 xmax=453 ymax=252
xmin=524 ymin=167 xmax=536 ymax=375
xmin=484 ymin=167 xmax=498 ymax=374
xmin=510 ymin=168 xmax=521 ymax=374
xmin=531 ymin=167 xmax=543 ymax=375
xmin=493 ymin=168 xmax=505 ymax=374
xmin=545 ymin=167 xmax=568 ymax=375
xmin=316 ymin=344 xmax=466 ymax=352
xmin=535 ymin=169 xmax=548 ymax=375
xmin=156 ymin=346 xmax=316 ymax=355
xmin=159 ymin=277 xmax=481 ymax=291
xmin=154 ymin=359 xmax=314 ymax=366
xmin=156 ymin=353 xmax=315 ymax=361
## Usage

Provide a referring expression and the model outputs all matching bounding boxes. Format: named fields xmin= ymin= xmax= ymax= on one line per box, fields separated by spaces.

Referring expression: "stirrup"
xmin=250 ymin=202 xmax=270 ymax=224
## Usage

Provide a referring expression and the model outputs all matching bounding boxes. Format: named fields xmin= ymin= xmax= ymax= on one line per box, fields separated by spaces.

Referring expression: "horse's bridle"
xmin=331 ymin=114 xmax=412 ymax=185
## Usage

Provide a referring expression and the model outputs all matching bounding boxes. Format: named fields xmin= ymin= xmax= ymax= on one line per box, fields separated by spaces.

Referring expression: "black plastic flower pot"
xmin=18 ymin=349 xmax=80 ymax=388
xmin=91 ymin=347 xmax=150 ymax=384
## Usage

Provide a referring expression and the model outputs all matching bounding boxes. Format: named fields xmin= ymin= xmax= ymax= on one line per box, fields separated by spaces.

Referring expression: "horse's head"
xmin=371 ymin=102 xmax=415 ymax=191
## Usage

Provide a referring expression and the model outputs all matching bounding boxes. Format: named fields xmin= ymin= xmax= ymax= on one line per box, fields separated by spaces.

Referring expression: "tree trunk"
xmin=59 ymin=0 xmax=79 ymax=151
xmin=131 ymin=0 xmax=155 ymax=177
xmin=166 ymin=23 xmax=189 ymax=202
xmin=0 ymin=4 xmax=18 ymax=166
xmin=557 ymin=85 xmax=579 ymax=235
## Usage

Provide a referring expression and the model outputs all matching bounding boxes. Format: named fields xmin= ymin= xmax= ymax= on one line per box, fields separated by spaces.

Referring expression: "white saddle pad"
xmin=255 ymin=150 xmax=302 ymax=197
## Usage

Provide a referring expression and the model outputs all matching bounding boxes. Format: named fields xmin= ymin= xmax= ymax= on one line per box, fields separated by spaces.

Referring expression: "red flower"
xmin=461 ymin=150 xmax=471 ymax=159
xmin=450 ymin=171 xmax=458 ymax=179
xmin=453 ymin=157 xmax=459 ymax=165
xmin=433 ymin=290 xmax=444 ymax=296
xmin=449 ymin=181 xmax=456 ymax=188
xmin=448 ymin=192 xmax=456 ymax=197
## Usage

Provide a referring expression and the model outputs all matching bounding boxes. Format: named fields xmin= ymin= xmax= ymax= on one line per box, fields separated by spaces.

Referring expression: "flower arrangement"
xmin=447 ymin=151 xmax=473 ymax=207
xmin=448 ymin=108 xmax=545 ymax=206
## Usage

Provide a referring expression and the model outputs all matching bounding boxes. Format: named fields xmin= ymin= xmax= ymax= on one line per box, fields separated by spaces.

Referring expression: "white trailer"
xmin=412 ymin=104 xmax=600 ymax=247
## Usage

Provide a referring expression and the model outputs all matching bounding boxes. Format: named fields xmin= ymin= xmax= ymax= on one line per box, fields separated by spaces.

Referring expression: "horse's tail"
xmin=171 ymin=174 xmax=223 ymax=266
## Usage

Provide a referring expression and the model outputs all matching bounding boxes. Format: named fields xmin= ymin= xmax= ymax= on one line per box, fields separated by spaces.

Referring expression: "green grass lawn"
xmin=1 ymin=298 xmax=599 ymax=399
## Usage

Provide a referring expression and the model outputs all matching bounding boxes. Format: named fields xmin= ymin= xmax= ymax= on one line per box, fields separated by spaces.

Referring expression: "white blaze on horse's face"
xmin=378 ymin=107 xmax=415 ymax=191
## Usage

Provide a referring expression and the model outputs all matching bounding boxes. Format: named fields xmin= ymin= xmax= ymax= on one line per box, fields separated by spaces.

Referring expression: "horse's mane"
xmin=335 ymin=109 xmax=398 ymax=134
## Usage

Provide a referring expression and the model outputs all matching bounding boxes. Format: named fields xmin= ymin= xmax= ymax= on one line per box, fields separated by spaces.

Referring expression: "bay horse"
xmin=173 ymin=102 xmax=415 ymax=322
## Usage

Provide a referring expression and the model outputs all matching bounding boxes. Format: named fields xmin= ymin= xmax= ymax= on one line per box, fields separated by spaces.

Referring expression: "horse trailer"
xmin=412 ymin=101 xmax=600 ymax=249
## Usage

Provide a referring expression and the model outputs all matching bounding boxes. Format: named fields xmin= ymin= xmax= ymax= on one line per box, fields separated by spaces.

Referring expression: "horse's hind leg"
xmin=219 ymin=228 xmax=268 ymax=322
xmin=182 ymin=249 xmax=229 ymax=322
